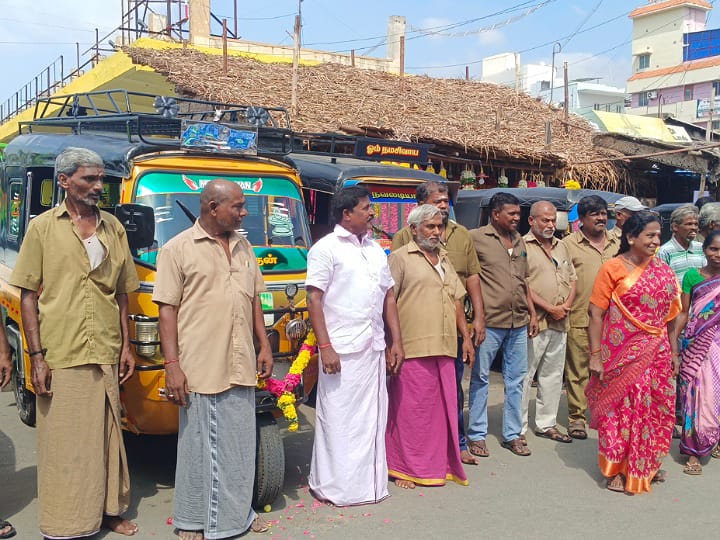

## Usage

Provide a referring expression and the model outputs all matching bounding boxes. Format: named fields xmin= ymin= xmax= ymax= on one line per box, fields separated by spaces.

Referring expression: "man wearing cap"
xmin=612 ymin=196 xmax=646 ymax=239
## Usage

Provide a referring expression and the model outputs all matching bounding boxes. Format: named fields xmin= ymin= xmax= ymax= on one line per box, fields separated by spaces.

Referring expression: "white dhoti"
xmin=309 ymin=349 xmax=389 ymax=506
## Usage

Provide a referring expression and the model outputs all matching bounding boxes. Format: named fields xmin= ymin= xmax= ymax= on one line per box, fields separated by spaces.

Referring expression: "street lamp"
xmin=550 ymin=42 xmax=562 ymax=105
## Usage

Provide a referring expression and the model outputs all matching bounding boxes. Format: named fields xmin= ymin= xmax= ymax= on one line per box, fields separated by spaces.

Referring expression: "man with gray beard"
xmin=521 ymin=202 xmax=576 ymax=443
xmin=387 ymin=205 xmax=473 ymax=488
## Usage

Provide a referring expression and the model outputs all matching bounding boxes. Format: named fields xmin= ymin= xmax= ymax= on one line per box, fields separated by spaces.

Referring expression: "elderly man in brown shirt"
xmin=10 ymin=147 xmax=139 ymax=538
xmin=521 ymin=201 xmax=576 ymax=444
xmin=391 ymin=180 xmax=485 ymax=465
xmin=564 ymin=194 xmax=619 ymax=440
xmin=387 ymin=204 xmax=473 ymax=489
xmin=467 ymin=192 xmax=539 ymax=458
xmin=154 ymin=180 xmax=273 ymax=539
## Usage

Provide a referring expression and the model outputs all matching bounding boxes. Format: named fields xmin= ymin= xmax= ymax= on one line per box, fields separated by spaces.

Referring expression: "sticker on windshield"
xmin=268 ymin=202 xmax=294 ymax=237
xmin=180 ymin=174 xmax=263 ymax=193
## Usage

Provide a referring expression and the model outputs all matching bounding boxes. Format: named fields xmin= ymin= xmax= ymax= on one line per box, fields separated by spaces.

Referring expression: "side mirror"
xmin=115 ymin=203 xmax=155 ymax=250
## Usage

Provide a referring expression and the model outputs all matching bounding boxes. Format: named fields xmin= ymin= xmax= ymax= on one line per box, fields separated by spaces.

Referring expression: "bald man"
xmin=154 ymin=180 xmax=273 ymax=538
xmin=521 ymin=202 xmax=576 ymax=443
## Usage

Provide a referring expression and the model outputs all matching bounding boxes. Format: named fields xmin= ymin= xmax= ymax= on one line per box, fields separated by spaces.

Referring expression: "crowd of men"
xmin=2 ymin=146 xmax=715 ymax=539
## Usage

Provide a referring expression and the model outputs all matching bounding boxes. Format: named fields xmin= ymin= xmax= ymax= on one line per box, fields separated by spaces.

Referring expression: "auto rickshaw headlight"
xmin=285 ymin=318 xmax=308 ymax=341
xmin=285 ymin=283 xmax=299 ymax=299
xmin=134 ymin=317 xmax=159 ymax=357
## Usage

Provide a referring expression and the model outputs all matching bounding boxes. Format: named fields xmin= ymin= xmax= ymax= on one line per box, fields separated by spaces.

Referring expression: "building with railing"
xmin=625 ymin=0 xmax=720 ymax=126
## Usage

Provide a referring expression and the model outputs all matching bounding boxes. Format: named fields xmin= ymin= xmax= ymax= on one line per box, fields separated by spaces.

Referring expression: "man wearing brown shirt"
xmin=11 ymin=147 xmax=139 ymax=538
xmin=392 ymin=180 xmax=485 ymax=465
xmin=564 ymin=195 xmax=620 ymax=440
xmin=467 ymin=193 xmax=539 ymax=458
xmin=387 ymin=204 xmax=473 ymax=488
xmin=154 ymin=180 xmax=273 ymax=538
xmin=521 ymin=202 xmax=576 ymax=443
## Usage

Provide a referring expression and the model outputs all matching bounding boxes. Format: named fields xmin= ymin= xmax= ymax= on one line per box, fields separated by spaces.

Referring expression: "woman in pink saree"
xmin=586 ymin=212 xmax=681 ymax=495
xmin=674 ymin=230 xmax=720 ymax=475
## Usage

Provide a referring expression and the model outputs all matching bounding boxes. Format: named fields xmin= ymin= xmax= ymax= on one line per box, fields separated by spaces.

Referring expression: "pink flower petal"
xmin=166 ymin=517 xmax=173 ymax=525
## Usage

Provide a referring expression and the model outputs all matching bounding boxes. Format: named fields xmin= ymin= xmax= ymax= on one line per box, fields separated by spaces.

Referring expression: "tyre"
xmin=8 ymin=328 xmax=36 ymax=427
xmin=252 ymin=413 xmax=285 ymax=508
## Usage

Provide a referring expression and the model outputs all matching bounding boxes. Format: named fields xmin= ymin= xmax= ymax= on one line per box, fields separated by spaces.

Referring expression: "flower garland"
xmin=257 ymin=329 xmax=316 ymax=432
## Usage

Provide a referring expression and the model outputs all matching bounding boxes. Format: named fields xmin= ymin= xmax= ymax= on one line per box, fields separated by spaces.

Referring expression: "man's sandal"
xmin=535 ymin=427 xmax=573 ymax=443
xmin=468 ymin=440 xmax=490 ymax=457
xmin=0 ymin=520 xmax=15 ymax=539
xmin=501 ymin=438 xmax=532 ymax=456
xmin=568 ymin=422 xmax=588 ymax=440
xmin=250 ymin=516 xmax=270 ymax=533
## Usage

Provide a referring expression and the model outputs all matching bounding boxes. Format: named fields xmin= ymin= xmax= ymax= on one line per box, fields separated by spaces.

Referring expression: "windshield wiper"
xmin=176 ymin=200 xmax=197 ymax=224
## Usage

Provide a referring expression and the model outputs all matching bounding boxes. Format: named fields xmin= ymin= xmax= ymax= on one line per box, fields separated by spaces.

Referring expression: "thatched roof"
xmin=126 ymin=45 xmax=625 ymax=190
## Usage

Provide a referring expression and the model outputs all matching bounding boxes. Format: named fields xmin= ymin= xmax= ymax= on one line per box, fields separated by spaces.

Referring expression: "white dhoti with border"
xmin=309 ymin=349 xmax=389 ymax=506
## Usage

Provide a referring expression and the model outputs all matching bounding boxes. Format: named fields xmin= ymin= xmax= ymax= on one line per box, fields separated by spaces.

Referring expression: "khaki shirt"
xmin=523 ymin=233 xmax=577 ymax=332
xmin=564 ymin=229 xmax=619 ymax=328
xmin=9 ymin=202 xmax=139 ymax=369
xmin=391 ymin=220 xmax=481 ymax=287
xmin=470 ymin=223 xmax=529 ymax=329
xmin=153 ymin=220 xmax=266 ymax=394
xmin=388 ymin=242 xmax=465 ymax=359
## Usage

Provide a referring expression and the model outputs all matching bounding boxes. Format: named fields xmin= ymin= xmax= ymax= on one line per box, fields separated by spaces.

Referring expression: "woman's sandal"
xmin=683 ymin=461 xmax=703 ymax=476
xmin=606 ymin=474 xmax=625 ymax=493
xmin=712 ymin=445 xmax=720 ymax=459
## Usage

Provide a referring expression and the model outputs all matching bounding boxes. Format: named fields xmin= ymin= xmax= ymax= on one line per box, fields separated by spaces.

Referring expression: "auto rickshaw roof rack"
xmin=18 ymin=89 xmax=294 ymax=155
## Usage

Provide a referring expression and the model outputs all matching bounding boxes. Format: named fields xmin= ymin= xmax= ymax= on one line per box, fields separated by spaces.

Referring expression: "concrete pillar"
xmin=189 ymin=0 xmax=211 ymax=47
xmin=387 ymin=15 xmax=406 ymax=73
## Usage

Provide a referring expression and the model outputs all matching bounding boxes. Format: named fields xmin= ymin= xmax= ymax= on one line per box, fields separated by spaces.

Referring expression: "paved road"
xmin=1 ymin=372 xmax=719 ymax=540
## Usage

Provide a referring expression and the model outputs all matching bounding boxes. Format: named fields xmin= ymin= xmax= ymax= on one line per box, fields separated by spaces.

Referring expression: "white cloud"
xmin=477 ymin=28 xmax=505 ymax=46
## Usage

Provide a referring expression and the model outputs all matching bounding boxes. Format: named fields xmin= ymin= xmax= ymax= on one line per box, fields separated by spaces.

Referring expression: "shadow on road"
xmin=0 ymin=429 xmax=36 ymax=519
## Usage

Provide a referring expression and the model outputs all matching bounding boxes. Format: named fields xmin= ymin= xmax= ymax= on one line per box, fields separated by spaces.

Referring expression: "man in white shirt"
xmin=306 ymin=186 xmax=404 ymax=506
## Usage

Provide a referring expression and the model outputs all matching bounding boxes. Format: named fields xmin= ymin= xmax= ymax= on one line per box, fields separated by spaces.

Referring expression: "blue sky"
xmin=1 ymin=0 xmax=718 ymax=107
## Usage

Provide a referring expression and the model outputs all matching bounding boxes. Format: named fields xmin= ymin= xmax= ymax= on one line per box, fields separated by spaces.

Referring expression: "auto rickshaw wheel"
xmin=252 ymin=412 xmax=285 ymax=508
xmin=8 ymin=329 xmax=36 ymax=427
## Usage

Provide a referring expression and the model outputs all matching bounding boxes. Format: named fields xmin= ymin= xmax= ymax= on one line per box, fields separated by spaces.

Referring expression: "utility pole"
xmin=550 ymin=42 xmax=561 ymax=105
xmin=291 ymin=0 xmax=302 ymax=116
xmin=707 ymin=85 xmax=715 ymax=142
xmin=563 ymin=61 xmax=569 ymax=134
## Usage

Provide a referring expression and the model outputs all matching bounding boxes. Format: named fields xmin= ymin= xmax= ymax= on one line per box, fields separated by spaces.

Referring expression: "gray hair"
xmin=670 ymin=203 xmax=699 ymax=226
xmin=699 ymin=202 xmax=720 ymax=230
xmin=407 ymin=204 xmax=441 ymax=227
xmin=55 ymin=147 xmax=104 ymax=178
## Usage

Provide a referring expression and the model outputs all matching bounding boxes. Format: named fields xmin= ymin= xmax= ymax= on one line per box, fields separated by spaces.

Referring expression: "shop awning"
xmin=583 ymin=110 xmax=692 ymax=144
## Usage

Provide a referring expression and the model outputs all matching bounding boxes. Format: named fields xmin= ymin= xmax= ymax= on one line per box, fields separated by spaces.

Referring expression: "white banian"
xmin=433 ymin=260 xmax=445 ymax=279
xmin=83 ymin=233 xmax=106 ymax=270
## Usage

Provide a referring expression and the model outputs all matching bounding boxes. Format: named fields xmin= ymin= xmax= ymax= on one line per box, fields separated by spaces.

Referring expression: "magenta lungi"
xmin=386 ymin=355 xmax=468 ymax=486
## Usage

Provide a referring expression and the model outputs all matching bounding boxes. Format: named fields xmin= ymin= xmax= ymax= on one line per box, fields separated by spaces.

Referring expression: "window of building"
xmin=638 ymin=53 xmax=650 ymax=70
xmin=713 ymin=120 xmax=720 ymax=130
xmin=685 ymin=85 xmax=694 ymax=100
xmin=638 ymin=92 xmax=649 ymax=107
xmin=713 ymin=80 xmax=720 ymax=97
xmin=540 ymin=80 xmax=550 ymax=91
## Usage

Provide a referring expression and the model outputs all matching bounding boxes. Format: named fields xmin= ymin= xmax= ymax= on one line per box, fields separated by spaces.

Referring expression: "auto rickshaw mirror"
xmin=115 ymin=203 xmax=155 ymax=250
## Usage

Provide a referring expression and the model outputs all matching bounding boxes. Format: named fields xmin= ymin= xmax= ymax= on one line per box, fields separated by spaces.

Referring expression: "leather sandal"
xmin=468 ymin=440 xmax=490 ymax=458
xmin=501 ymin=438 xmax=531 ymax=456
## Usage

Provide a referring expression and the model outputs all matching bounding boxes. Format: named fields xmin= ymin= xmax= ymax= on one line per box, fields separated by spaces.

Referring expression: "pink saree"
xmin=586 ymin=257 xmax=679 ymax=494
